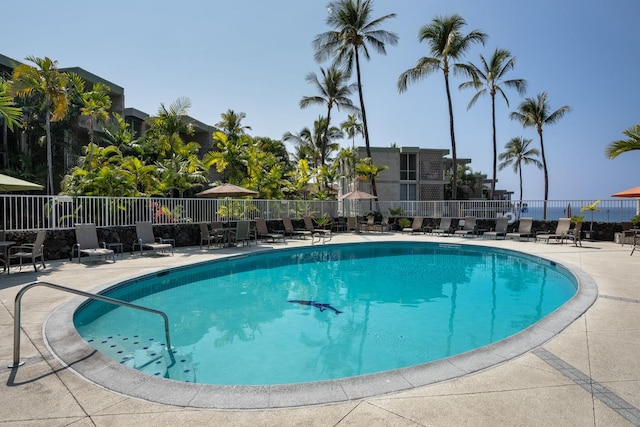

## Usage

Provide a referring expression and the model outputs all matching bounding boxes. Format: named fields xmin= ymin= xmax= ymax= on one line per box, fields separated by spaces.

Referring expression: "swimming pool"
xmin=72 ymin=242 xmax=577 ymax=386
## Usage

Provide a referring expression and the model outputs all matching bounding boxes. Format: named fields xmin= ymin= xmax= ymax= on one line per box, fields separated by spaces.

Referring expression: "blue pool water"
xmin=74 ymin=242 xmax=577 ymax=386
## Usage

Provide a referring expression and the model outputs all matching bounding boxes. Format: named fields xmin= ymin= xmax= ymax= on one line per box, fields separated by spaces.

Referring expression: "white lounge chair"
xmin=454 ymin=216 xmax=477 ymax=237
xmin=483 ymin=217 xmax=509 ymax=240
xmin=402 ymin=216 xmax=424 ymax=234
xmin=535 ymin=218 xmax=572 ymax=244
xmin=506 ymin=217 xmax=534 ymax=241
xmin=432 ymin=217 xmax=454 ymax=236
xmin=73 ymin=223 xmax=116 ymax=263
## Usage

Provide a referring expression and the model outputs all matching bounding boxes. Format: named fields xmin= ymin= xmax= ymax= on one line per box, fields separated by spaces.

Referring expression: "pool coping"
xmin=44 ymin=245 xmax=598 ymax=410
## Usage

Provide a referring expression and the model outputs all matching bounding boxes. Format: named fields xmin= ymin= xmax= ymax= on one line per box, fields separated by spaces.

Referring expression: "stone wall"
xmin=3 ymin=219 xmax=630 ymax=262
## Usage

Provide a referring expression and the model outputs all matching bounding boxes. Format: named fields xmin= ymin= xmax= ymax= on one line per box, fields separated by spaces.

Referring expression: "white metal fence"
xmin=1 ymin=195 xmax=637 ymax=232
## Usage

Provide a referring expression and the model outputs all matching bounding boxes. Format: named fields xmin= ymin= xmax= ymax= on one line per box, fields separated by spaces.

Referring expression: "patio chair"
xmin=229 ymin=220 xmax=252 ymax=246
xmin=72 ymin=223 xmax=116 ymax=263
xmin=282 ymin=217 xmax=312 ymax=239
xmin=483 ymin=217 xmax=509 ymax=240
xmin=563 ymin=220 xmax=583 ymax=247
xmin=199 ymin=222 xmax=222 ymax=249
xmin=255 ymin=218 xmax=285 ymax=243
xmin=134 ymin=221 xmax=174 ymax=255
xmin=361 ymin=215 xmax=376 ymax=232
xmin=402 ymin=216 xmax=424 ymax=234
xmin=505 ymin=217 xmax=534 ymax=241
xmin=9 ymin=230 xmax=46 ymax=272
xmin=373 ymin=217 xmax=390 ymax=233
xmin=432 ymin=217 xmax=454 ymax=236
xmin=454 ymin=216 xmax=477 ymax=237
xmin=535 ymin=218 xmax=572 ymax=244
xmin=347 ymin=216 xmax=358 ymax=232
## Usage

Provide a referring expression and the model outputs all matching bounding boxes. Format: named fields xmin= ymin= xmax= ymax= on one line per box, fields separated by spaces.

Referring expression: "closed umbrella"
xmin=0 ymin=173 xmax=43 ymax=192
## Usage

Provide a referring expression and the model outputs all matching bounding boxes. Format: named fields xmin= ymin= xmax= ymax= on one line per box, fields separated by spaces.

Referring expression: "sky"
xmin=3 ymin=0 xmax=639 ymax=201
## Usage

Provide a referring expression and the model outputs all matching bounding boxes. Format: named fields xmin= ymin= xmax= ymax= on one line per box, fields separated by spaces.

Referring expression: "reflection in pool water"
xmin=74 ymin=242 xmax=577 ymax=385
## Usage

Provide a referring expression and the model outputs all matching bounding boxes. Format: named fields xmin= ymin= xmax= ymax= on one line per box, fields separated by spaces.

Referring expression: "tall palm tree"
xmin=341 ymin=113 xmax=363 ymax=148
xmin=498 ymin=136 xmax=542 ymax=210
xmin=510 ymin=92 xmax=571 ymax=219
xmin=10 ymin=56 xmax=70 ymax=194
xmin=300 ymin=66 xmax=358 ymax=166
xmin=458 ymin=48 xmax=527 ymax=199
xmin=605 ymin=124 xmax=640 ymax=159
xmin=314 ymin=0 xmax=398 ymax=196
xmin=397 ymin=14 xmax=486 ymax=200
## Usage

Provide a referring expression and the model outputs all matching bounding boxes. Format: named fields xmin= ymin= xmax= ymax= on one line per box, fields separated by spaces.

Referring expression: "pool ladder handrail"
xmin=8 ymin=280 xmax=175 ymax=369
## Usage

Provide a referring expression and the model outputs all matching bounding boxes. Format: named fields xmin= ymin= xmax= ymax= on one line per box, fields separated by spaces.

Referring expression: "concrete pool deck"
xmin=2 ymin=232 xmax=640 ymax=425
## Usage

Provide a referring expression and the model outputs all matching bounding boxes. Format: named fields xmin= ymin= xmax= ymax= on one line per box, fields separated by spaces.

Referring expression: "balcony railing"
xmin=0 ymin=195 xmax=636 ymax=232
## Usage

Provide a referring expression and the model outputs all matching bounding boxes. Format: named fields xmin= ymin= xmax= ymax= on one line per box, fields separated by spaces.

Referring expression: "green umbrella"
xmin=0 ymin=173 xmax=43 ymax=192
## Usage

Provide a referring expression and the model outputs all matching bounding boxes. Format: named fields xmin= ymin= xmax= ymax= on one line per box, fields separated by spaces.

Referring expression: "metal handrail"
xmin=9 ymin=280 xmax=174 ymax=368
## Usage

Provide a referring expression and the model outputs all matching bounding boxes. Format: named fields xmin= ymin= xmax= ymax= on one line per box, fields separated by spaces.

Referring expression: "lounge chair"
xmin=505 ymin=217 xmax=534 ymax=241
xmin=255 ymin=218 xmax=285 ymax=243
xmin=9 ymin=230 xmax=46 ymax=272
xmin=432 ymin=217 xmax=454 ymax=236
xmin=402 ymin=216 xmax=424 ymax=234
xmin=454 ymin=216 xmax=477 ymax=237
xmin=535 ymin=218 xmax=572 ymax=244
xmin=134 ymin=221 xmax=174 ymax=255
xmin=361 ymin=215 xmax=375 ymax=232
xmin=282 ymin=217 xmax=312 ymax=239
xmin=483 ymin=217 xmax=509 ymax=240
xmin=303 ymin=216 xmax=332 ymax=244
xmin=72 ymin=223 xmax=116 ymax=263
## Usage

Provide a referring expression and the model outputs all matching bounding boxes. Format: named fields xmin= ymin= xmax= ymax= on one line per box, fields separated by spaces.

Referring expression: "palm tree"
xmin=341 ymin=113 xmax=363 ymax=148
xmin=397 ymin=14 xmax=486 ymax=200
xmin=78 ymin=79 xmax=112 ymax=170
xmin=300 ymin=66 xmax=358 ymax=166
xmin=458 ymin=48 xmax=527 ymax=199
xmin=0 ymin=80 xmax=22 ymax=132
xmin=498 ymin=136 xmax=542 ymax=210
xmin=283 ymin=117 xmax=342 ymax=170
xmin=510 ymin=92 xmax=571 ymax=219
xmin=9 ymin=56 xmax=70 ymax=194
xmin=145 ymin=97 xmax=194 ymax=159
xmin=605 ymin=124 xmax=640 ymax=159
xmin=215 ymin=109 xmax=251 ymax=140
xmin=314 ymin=0 xmax=398 ymax=196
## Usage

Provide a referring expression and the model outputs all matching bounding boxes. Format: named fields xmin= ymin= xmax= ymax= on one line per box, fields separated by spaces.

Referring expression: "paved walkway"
xmin=2 ymin=233 xmax=640 ymax=426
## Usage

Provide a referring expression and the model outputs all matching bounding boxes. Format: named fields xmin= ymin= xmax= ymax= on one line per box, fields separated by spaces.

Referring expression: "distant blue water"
xmin=516 ymin=204 xmax=637 ymax=222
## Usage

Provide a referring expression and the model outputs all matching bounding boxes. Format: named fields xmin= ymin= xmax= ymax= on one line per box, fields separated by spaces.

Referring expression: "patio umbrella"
xmin=611 ymin=186 xmax=640 ymax=198
xmin=0 ymin=173 xmax=43 ymax=192
xmin=339 ymin=190 xmax=377 ymax=200
xmin=195 ymin=183 xmax=258 ymax=198
xmin=612 ymin=186 xmax=640 ymax=215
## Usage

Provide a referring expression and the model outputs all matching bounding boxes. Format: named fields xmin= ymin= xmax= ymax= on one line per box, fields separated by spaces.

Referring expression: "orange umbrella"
xmin=611 ymin=186 xmax=640 ymax=198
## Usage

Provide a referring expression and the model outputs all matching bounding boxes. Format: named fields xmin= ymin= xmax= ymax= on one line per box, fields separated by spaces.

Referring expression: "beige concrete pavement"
xmin=2 ymin=232 xmax=640 ymax=426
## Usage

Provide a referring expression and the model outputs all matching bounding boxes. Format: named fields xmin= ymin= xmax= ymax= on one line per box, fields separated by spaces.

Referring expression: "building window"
xmin=400 ymin=183 xmax=417 ymax=200
xmin=400 ymin=153 xmax=416 ymax=180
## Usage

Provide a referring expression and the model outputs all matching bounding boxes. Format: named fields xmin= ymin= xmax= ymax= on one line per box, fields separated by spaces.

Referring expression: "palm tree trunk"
xmin=46 ymin=111 xmax=54 ymax=195
xmin=322 ymin=106 xmax=331 ymax=167
xmin=354 ymin=51 xmax=377 ymax=197
xmin=491 ymin=95 xmax=497 ymax=199
xmin=538 ymin=127 xmax=548 ymax=219
xmin=444 ymin=66 xmax=457 ymax=200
